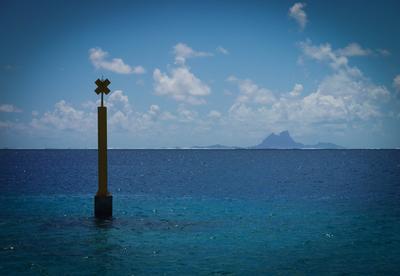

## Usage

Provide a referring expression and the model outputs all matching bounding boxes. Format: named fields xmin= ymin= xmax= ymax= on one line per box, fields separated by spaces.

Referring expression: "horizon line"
xmin=1 ymin=148 xmax=399 ymax=150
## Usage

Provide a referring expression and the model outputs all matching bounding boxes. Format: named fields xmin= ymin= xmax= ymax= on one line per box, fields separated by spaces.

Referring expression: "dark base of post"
xmin=95 ymin=195 xmax=112 ymax=218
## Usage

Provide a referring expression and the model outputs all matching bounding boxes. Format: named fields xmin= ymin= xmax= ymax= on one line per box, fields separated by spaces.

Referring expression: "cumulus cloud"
xmin=153 ymin=66 xmax=211 ymax=105
xmin=107 ymin=90 xmax=132 ymax=114
xmin=30 ymin=90 xmax=168 ymax=136
xmin=185 ymin=40 xmax=393 ymax=143
xmin=228 ymin=76 xmax=276 ymax=105
xmin=159 ymin=111 xmax=176 ymax=121
xmin=289 ymin=84 xmax=303 ymax=97
xmin=31 ymin=100 xmax=95 ymax=131
xmin=152 ymin=43 xmax=212 ymax=105
xmin=336 ymin=43 xmax=372 ymax=57
xmin=173 ymin=43 xmax=212 ymax=65
xmin=89 ymin=47 xmax=145 ymax=74
xmin=216 ymin=46 xmax=229 ymax=55
xmin=177 ymin=106 xmax=198 ymax=122
xmin=299 ymin=40 xmax=349 ymax=69
xmin=208 ymin=110 xmax=222 ymax=119
xmin=300 ymin=41 xmax=391 ymax=68
xmin=295 ymin=40 xmax=394 ymax=139
xmin=337 ymin=43 xmax=390 ymax=57
xmin=0 ymin=104 xmax=22 ymax=113
xmin=307 ymin=71 xmax=388 ymax=121
xmin=227 ymin=60 xmax=389 ymax=134
xmin=5 ymin=40 xmax=396 ymax=148
xmin=289 ymin=2 xmax=307 ymax=30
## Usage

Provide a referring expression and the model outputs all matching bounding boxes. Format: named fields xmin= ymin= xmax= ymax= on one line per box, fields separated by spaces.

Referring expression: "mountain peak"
xmin=278 ymin=130 xmax=290 ymax=137
xmin=191 ymin=130 xmax=343 ymax=150
xmin=251 ymin=130 xmax=343 ymax=149
xmin=254 ymin=130 xmax=303 ymax=149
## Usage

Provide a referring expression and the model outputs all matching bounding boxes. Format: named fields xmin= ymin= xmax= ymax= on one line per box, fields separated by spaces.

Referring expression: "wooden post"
xmin=94 ymin=78 xmax=112 ymax=218
xmin=97 ymin=106 xmax=108 ymax=196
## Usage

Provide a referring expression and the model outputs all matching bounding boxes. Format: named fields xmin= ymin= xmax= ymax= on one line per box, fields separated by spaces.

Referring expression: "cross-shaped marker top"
xmin=95 ymin=78 xmax=111 ymax=107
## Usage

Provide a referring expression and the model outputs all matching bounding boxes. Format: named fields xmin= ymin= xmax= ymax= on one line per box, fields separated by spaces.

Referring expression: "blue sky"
xmin=1 ymin=0 xmax=400 ymax=148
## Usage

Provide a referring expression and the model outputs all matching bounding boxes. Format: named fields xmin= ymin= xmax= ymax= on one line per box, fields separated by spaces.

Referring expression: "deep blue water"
xmin=0 ymin=149 xmax=399 ymax=275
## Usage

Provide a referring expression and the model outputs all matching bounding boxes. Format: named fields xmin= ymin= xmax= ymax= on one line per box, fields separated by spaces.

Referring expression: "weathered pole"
xmin=94 ymin=78 xmax=112 ymax=218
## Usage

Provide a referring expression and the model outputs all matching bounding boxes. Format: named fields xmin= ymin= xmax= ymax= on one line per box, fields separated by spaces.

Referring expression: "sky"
xmin=1 ymin=0 xmax=400 ymax=149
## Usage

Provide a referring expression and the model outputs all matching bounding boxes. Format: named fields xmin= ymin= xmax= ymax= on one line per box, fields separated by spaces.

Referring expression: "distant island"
xmin=192 ymin=130 xmax=344 ymax=149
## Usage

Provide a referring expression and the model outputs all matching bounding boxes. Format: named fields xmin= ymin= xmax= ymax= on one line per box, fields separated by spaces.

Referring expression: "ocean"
xmin=0 ymin=149 xmax=399 ymax=275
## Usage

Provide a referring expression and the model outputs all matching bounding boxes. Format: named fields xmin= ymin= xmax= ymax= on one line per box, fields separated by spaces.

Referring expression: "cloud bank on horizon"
xmin=1 ymin=1 xmax=400 ymax=148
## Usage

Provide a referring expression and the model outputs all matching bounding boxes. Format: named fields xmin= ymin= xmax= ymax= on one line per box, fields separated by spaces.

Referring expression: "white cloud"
xmin=286 ymin=40 xmax=392 ymax=132
xmin=289 ymin=2 xmax=307 ymax=30
xmin=300 ymin=41 xmax=391 ymax=67
xmin=337 ymin=43 xmax=390 ymax=57
xmin=4 ymin=40 xmax=396 ymax=148
xmin=301 ymin=73 xmax=388 ymax=122
xmin=107 ymin=90 xmax=132 ymax=114
xmin=228 ymin=77 xmax=276 ymax=105
xmin=300 ymin=42 xmax=389 ymax=122
xmin=289 ymin=83 xmax=303 ymax=97
xmin=317 ymin=69 xmax=389 ymax=100
xmin=216 ymin=46 xmax=229 ymax=55
xmin=208 ymin=110 xmax=222 ymax=119
xmin=177 ymin=106 xmax=198 ymax=122
xmin=89 ymin=47 xmax=145 ymax=74
xmin=29 ymin=90 xmax=224 ymax=145
xmin=152 ymin=43 xmax=212 ymax=105
xmin=153 ymin=66 xmax=211 ymax=105
xmin=394 ymin=75 xmax=400 ymax=92
xmin=299 ymin=39 xmax=390 ymax=98
xmin=31 ymin=100 xmax=95 ymax=131
xmin=30 ymin=90 xmax=166 ymax=135
xmin=227 ymin=65 xmax=390 ymax=135
xmin=149 ymin=104 xmax=161 ymax=116
xmin=336 ymin=43 xmax=372 ymax=57
xmin=173 ymin=43 xmax=212 ymax=65
xmin=299 ymin=40 xmax=349 ymax=69
xmin=0 ymin=104 xmax=22 ymax=113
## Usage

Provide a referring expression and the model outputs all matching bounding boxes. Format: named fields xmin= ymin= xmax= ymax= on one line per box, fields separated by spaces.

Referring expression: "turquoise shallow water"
xmin=0 ymin=150 xmax=400 ymax=274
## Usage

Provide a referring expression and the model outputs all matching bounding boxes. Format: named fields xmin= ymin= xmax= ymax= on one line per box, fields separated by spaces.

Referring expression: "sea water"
xmin=0 ymin=149 xmax=399 ymax=274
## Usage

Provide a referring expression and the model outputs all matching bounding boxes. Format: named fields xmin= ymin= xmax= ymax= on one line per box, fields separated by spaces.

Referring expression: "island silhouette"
xmin=191 ymin=130 xmax=344 ymax=149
